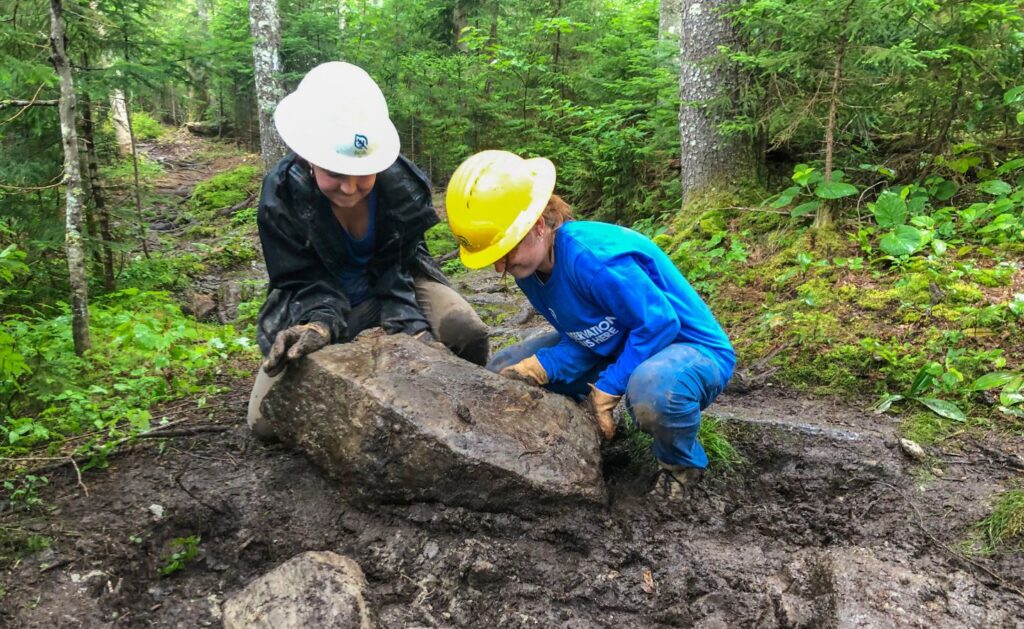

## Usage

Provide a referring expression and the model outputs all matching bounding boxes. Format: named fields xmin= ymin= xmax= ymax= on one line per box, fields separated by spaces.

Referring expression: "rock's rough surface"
xmin=222 ymin=551 xmax=371 ymax=629
xmin=261 ymin=334 xmax=606 ymax=512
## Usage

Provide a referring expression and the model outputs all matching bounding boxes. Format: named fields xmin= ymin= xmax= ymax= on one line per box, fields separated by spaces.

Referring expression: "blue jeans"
xmin=488 ymin=332 xmax=726 ymax=469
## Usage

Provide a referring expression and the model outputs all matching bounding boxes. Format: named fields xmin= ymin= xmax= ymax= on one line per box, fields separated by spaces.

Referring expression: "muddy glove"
xmin=263 ymin=321 xmax=332 ymax=377
xmin=583 ymin=384 xmax=620 ymax=441
xmin=499 ymin=355 xmax=548 ymax=387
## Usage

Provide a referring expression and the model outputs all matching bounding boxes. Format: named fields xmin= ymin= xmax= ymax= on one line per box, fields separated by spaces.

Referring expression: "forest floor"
xmin=1 ymin=134 xmax=1022 ymax=627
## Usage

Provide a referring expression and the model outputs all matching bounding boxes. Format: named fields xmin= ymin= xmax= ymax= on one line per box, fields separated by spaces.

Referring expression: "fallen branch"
xmin=434 ymin=249 xmax=459 ymax=263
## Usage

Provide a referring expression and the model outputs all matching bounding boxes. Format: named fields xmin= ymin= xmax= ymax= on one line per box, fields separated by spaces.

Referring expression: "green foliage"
xmin=1 ymin=475 xmax=49 ymax=511
xmin=189 ymin=165 xmax=261 ymax=216
xmin=0 ymin=289 xmax=257 ymax=463
xmin=622 ymin=414 xmax=743 ymax=470
xmin=126 ymin=111 xmax=166 ymax=140
xmin=159 ymin=535 xmax=201 ymax=576
xmin=969 ymin=489 xmax=1024 ymax=555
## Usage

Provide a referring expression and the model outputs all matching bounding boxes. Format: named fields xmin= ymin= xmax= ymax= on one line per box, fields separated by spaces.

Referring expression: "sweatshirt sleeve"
xmin=585 ymin=255 xmax=681 ymax=396
xmin=535 ymin=334 xmax=603 ymax=385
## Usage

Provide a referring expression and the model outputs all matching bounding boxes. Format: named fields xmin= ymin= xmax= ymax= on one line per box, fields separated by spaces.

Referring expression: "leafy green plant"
xmin=873 ymin=362 xmax=966 ymax=422
xmin=2 ymin=475 xmax=48 ymax=511
xmin=128 ymin=111 xmax=166 ymax=141
xmin=189 ymin=165 xmax=261 ymax=216
xmin=972 ymin=372 xmax=1024 ymax=419
xmin=159 ymin=535 xmax=201 ymax=576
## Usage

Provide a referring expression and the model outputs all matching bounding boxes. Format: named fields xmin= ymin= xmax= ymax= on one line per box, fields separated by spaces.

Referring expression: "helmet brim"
xmin=274 ymin=92 xmax=400 ymax=176
xmin=458 ymin=157 xmax=557 ymax=269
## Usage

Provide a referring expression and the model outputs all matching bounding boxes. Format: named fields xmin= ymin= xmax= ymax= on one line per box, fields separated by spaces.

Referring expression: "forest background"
xmin=0 ymin=0 xmax=1022 ymax=548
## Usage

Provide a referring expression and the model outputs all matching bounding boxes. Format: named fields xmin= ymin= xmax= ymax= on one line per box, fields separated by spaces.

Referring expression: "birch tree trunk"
xmin=110 ymin=88 xmax=133 ymax=156
xmin=248 ymin=0 xmax=287 ymax=171
xmin=678 ymin=0 xmax=753 ymax=205
xmin=49 ymin=0 xmax=92 ymax=354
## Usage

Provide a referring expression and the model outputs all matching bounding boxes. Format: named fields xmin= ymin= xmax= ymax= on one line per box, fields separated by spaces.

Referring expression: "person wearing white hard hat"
xmin=247 ymin=62 xmax=489 ymax=441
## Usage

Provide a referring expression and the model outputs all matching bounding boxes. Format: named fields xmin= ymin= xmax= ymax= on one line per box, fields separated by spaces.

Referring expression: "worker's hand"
xmin=499 ymin=355 xmax=548 ymax=387
xmin=263 ymin=321 xmax=332 ymax=377
xmin=583 ymin=384 xmax=621 ymax=441
xmin=413 ymin=329 xmax=449 ymax=353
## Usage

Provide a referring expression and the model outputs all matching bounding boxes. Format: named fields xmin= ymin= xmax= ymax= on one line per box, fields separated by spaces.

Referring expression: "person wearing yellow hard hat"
xmin=446 ymin=150 xmax=736 ymax=499
xmin=246 ymin=62 xmax=489 ymax=441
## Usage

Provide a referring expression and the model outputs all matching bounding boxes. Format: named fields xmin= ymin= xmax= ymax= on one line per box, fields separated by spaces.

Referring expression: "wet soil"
xmin=2 ymin=380 xmax=1022 ymax=628
xmin=2 ymin=137 xmax=1022 ymax=627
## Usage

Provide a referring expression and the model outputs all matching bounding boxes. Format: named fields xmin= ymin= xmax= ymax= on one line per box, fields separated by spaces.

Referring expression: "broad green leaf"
xmin=971 ymin=372 xmax=1016 ymax=391
xmin=916 ymin=398 xmax=966 ymax=422
xmin=931 ymin=239 xmax=947 ymax=256
xmin=870 ymin=191 xmax=906 ymax=228
xmin=791 ymin=200 xmax=821 ymax=218
xmin=1004 ymin=85 xmax=1024 ymax=105
xmin=995 ymin=158 xmax=1024 ymax=175
xmin=771 ymin=186 xmax=802 ymax=208
xmin=880 ymin=225 xmax=924 ymax=257
xmin=977 ymin=180 xmax=1011 ymax=196
xmin=930 ymin=179 xmax=958 ymax=200
xmin=945 ymin=155 xmax=981 ymax=174
xmin=814 ymin=181 xmax=858 ymax=199
xmin=908 ymin=362 xmax=941 ymax=396
xmin=872 ymin=393 xmax=903 ymax=413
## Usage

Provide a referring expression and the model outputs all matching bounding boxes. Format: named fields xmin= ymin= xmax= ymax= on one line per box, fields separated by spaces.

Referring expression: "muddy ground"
xmin=2 ymin=136 xmax=1022 ymax=627
xmin=2 ymin=377 xmax=1023 ymax=628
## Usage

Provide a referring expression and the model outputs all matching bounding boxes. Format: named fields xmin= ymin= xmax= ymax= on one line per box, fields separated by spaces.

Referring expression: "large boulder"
xmin=222 ymin=551 xmax=371 ymax=628
xmin=261 ymin=334 xmax=606 ymax=513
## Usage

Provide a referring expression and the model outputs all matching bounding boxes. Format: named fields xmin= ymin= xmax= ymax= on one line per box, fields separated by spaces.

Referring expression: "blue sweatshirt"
xmin=516 ymin=221 xmax=735 ymax=396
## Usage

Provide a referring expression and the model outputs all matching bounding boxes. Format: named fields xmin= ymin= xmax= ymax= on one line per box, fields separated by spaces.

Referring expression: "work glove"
xmin=583 ymin=384 xmax=620 ymax=441
xmin=263 ymin=321 xmax=332 ymax=377
xmin=499 ymin=355 xmax=548 ymax=387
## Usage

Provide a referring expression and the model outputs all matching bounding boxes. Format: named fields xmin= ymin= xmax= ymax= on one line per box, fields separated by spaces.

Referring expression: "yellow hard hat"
xmin=446 ymin=150 xmax=556 ymax=269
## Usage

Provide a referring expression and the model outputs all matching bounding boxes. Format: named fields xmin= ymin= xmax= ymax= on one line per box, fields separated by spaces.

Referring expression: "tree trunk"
xmin=249 ymin=0 xmax=288 ymax=171
xmin=49 ymin=0 xmax=92 ymax=354
xmin=659 ymin=0 xmax=682 ymax=39
xmin=814 ymin=0 xmax=854 ymax=230
xmin=122 ymin=92 xmax=150 ymax=258
xmin=80 ymin=82 xmax=116 ymax=291
xmin=110 ymin=88 xmax=133 ymax=156
xmin=453 ymin=0 xmax=469 ymax=51
xmin=677 ymin=0 xmax=753 ymax=205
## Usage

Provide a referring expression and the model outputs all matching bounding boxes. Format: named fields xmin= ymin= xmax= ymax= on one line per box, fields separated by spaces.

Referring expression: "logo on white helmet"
xmin=335 ymin=133 xmax=370 ymax=157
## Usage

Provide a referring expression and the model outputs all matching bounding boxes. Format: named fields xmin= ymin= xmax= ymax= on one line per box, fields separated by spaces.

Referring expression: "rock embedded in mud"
xmin=899 ymin=438 xmax=927 ymax=462
xmin=222 ymin=551 xmax=371 ymax=629
xmin=261 ymin=334 xmax=607 ymax=513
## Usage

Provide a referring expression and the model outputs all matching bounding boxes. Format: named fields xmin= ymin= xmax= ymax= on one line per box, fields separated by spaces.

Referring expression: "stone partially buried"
xmin=261 ymin=334 xmax=607 ymax=513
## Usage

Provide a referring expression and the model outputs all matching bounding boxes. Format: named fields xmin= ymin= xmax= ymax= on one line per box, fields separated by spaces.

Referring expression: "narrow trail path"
xmin=2 ymin=134 xmax=1022 ymax=627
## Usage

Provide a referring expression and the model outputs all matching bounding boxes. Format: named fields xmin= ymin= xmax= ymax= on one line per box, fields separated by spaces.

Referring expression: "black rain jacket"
xmin=256 ymin=153 xmax=448 ymax=356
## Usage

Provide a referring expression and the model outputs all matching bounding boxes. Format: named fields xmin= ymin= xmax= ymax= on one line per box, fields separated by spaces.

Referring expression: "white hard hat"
xmin=273 ymin=62 xmax=400 ymax=176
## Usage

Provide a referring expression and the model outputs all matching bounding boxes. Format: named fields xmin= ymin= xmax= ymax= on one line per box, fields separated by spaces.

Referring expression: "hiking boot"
xmin=651 ymin=463 xmax=704 ymax=501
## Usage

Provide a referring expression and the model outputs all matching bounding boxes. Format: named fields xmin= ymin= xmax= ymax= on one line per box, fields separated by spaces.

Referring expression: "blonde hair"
xmin=541 ymin=194 xmax=573 ymax=229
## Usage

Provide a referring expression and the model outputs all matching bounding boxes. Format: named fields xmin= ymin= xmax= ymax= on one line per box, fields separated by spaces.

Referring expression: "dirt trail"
xmin=2 ymin=138 xmax=1022 ymax=627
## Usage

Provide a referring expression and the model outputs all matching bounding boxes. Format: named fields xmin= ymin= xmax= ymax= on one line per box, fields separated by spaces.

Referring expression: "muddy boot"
xmin=651 ymin=463 xmax=704 ymax=501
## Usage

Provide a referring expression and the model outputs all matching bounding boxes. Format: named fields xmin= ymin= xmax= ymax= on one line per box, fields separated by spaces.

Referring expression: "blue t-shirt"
xmin=516 ymin=221 xmax=735 ymax=396
xmin=337 ymin=188 xmax=377 ymax=306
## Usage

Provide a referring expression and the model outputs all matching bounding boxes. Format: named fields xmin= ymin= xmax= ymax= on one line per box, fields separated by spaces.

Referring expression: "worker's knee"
xmin=436 ymin=307 xmax=490 ymax=366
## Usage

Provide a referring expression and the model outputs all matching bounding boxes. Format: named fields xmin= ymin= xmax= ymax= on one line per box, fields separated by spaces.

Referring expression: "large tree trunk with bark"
xmin=677 ymin=0 xmax=754 ymax=205
xmin=249 ymin=0 xmax=287 ymax=171
xmin=49 ymin=0 xmax=92 ymax=354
